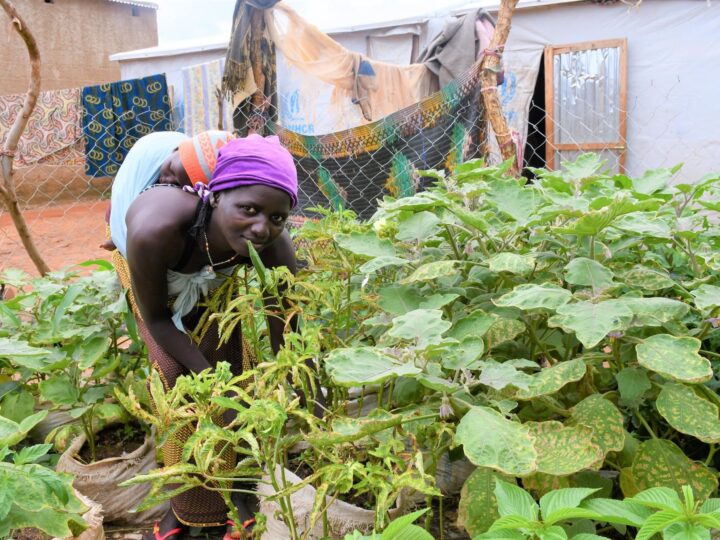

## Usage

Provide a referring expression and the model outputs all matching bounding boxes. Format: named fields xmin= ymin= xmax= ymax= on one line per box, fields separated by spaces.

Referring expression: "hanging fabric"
xmin=81 ymin=74 xmax=174 ymax=177
xmin=182 ymin=59 xmax=237 ymax=136
xmin=0 ymin=87 xmax=82 ymax=167
xmin=265 ymin=3 xmax=434 ymax=123
xmin=417 ymin=9 xmax=497 ymax=88
xmin=271 ymin=60 xmax=487 ymax=220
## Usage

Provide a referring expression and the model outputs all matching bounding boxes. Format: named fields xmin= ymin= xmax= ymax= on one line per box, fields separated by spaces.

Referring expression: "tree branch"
xmin=480 ymin=0 xmax=520 ymax=175
xmin=0 ymin=0 xmax=50 ymax=275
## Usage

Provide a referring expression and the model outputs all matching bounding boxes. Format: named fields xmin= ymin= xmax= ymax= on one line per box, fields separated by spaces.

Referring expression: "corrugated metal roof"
xmin=450 ymin=0 xmax=583 ymax=14
xmin=109 ymin=35 xmax=228 ymax=61
xmin=107 ymin=0 xmax=159 ymax=9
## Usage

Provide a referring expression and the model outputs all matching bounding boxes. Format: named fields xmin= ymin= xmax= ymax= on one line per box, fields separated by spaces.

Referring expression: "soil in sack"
xmin=56 ymin=423 xmax=169 ymax=526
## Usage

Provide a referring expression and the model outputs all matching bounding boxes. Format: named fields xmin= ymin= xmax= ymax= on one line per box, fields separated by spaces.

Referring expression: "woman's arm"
xmin=126 ymin=222 xmax=212 ymax=375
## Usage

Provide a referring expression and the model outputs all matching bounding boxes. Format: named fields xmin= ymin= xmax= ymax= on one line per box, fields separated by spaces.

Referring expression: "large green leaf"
xmin=636 ymin=335 xmax=712 ymax=383
xmin=378 ymin=285 xmax=423 ymax=315
xmin=622 ymin=265 xmax=675 ymax=291
xmin=0 ymin=389 xmax=34 ymax=425
xmin=486 ymin=179 xmax=540 ymax=225
xmin=629 ymin=487 xmax=683 ymax=512
xmin=493 ymin=479 xmax=538 ymax=521
xmin=620 ymin=297 xmax=690 ymax=327
xmin=569 ymin=395 xmax=625 ymax=456
xmin=630 ymin=439 xmax=718 ymax=500
xmin=616 ymin=367 xmax=652 ymax=407
xmin=387 ymin=309 xmax=451 ymax=349
xmin=39 ymin=374 xmax=80 ymax=406
xmin=539 ymin=488 xmax=600 ymax=523
xmin=381 ymin=509 xmax=434 ymax=539
xmin=528 ymin=421 xmax=604 ymax=476
xmin=612 ymin=213 xmax=672 ymax=239
xmin=0 ymin=338 xmax=54 ymax=360
xmin=656 ymin=383 xmax=720 ymax=443
xmin=457 ymin=467 xmax=512 ymax=537
xmin=494 ymin=284 xmax=573 ymax=311
xmin=442 ymin=337 xmax=485 ymax=369
xmin=691 ymin=284 xmax=720 ymax=312
xmin=51 ymin=284 xmax=82 ymax=334
xmin=549 ymin=300 xmax=633 ymax=349
xmin=401 ymin=260 xmax=457 ymax=284
xmin=485 ymin=317 xmax=526 ymax=349
xmin=0 ymin=411 xmax=47 ymax=447
xmin=381 ymin=192 xmax=444 ymax=212
xmin=324 ymin=347 xmax=420 ymax=386
xmin=0 ymin=503 xmax=86 ymax=538
xmin=395 ymin=211 xmax=441 ymax=243
xmin=488 ymin=253 xmax=536 ymax=275
xmin=662 ymin=522 xmax=711 ymax=540
xmin=555 ymin=198 xmax=656 ymax=237
xmin=448 ymin=310 xmax=495 ymax=341
xmin=335 ymin=232 xmax=396 ymax=258
xmin=632 ymin=168 xmax=673 ymax=195
xmin=564 ymin=258 xmax=614 ymax=292
xmin=455 ymin=406 xmax=537 ymax=476
xmin=73 ymin=335 xmax=110 ymax=370
xmin=580 ymin=498 xmax=652 ymax=527
xmin=516 ymin=359 xmax=586 ymax=400
xmin=478 ymin=362 xmax=533 ymax=391
xmin=359 ymin=256 xmax=408 ymax=274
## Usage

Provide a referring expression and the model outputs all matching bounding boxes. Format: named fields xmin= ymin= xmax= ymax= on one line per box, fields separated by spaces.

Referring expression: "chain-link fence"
xmin=0 ymin=52 xmax=706 ymax=275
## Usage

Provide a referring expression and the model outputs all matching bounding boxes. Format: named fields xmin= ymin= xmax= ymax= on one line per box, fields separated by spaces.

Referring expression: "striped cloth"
xmin=182 ymin=59 xmax=235 ymax=136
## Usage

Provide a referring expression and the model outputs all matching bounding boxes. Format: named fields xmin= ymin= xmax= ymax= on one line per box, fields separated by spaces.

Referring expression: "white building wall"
xmin=499 ymin=0 xmax=720 ymax=180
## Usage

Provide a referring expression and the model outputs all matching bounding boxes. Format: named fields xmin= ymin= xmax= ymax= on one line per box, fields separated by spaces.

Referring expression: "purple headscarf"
xmin=207 ymin=134 xmax=298 ymax=207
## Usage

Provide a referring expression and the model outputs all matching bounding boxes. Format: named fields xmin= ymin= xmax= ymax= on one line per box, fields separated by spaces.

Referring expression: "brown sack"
xmin=258 ymin=465 xmax=404 ymax=540
xmin=56 ymin=432 xmax=169 ymax=525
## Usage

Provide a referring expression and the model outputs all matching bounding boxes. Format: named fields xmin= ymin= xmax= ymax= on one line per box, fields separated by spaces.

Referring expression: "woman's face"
xmin=158 ymin=150 xmax=190 ymax=187
xmin=214 ymin=184 xmax=292 ymax=256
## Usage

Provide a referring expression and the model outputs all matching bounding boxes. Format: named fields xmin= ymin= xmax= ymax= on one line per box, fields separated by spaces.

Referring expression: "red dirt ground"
xmin=0 ymin=199 xmax=111 ymax=276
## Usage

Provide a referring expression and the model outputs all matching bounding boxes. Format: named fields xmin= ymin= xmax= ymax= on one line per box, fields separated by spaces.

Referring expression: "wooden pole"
xmin=247 ymin=6 xmax=267 ymax=133
xmin=480 ymin=0 xmax=520 ymax=175
xmin=0 ymin=0 xmax=50 ymax=275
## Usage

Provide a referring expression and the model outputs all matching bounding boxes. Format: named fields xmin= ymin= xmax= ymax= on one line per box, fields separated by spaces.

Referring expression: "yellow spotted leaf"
xmin=656 ymin=383 xmax=720 ymax=443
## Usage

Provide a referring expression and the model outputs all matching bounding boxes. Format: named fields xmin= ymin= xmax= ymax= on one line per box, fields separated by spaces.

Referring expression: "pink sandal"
xmin=223 ymin=518 xmax=256 ymax=540
xmin=152 ymin=522 xmax=183 ymax=540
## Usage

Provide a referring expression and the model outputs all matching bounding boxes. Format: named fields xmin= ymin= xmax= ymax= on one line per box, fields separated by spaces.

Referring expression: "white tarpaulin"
xmin=496 ymin=0 xmax=720 ymax=181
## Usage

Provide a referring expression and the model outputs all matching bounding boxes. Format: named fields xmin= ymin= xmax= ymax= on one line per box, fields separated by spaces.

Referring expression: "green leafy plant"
xmin=282 ymin=155 xmax=720 ymax=536
xmin=109 ymin=154 xmax=720 ymax=538
xmin=344 ymin=508 xmax=434 ymax=539
xmin=0 ymin=263 xmax=148 ymax=460
xmin=624 ymin=486 xmax=720 ymax=540
xmin=0 ymin=410 xmax=87 ymax=538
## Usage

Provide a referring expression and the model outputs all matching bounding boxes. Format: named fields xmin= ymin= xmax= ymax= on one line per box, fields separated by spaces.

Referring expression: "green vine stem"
xmin=705 ymin=444 xmax=717 ymax=466
xmin=635 ymin=408 xmax=658 ymax=439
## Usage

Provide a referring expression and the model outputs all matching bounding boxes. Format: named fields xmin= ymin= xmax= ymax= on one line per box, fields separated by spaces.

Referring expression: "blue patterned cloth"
xmin=81 ymin=74 xmax=174 ymax=177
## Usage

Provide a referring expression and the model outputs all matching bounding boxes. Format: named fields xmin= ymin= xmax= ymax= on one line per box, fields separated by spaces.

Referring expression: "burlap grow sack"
xmin=258 ymin=465 xmax=404 ymax=540
xmin=51 ymin=488 xmax=104 ymax=540
xmin=56 ymin=432 xmax=169 ymax=525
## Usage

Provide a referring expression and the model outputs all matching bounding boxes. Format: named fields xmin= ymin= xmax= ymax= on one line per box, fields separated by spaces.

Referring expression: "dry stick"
xmin=0 ymin=0 xmax=50 ymax=275
xmin=479 ymin=0 xmax=520 ymax=176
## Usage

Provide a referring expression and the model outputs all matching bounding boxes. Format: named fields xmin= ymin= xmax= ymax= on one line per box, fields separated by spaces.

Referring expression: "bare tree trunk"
xmin=480 ymin=0 xmax=520 ymax=175
xmin=0 ymin=0 xmax=50 ymax=275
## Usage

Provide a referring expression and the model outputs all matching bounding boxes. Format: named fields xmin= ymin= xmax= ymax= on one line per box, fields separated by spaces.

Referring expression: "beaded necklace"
xmin=203 ymin=228 xmax=239 ymax=269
